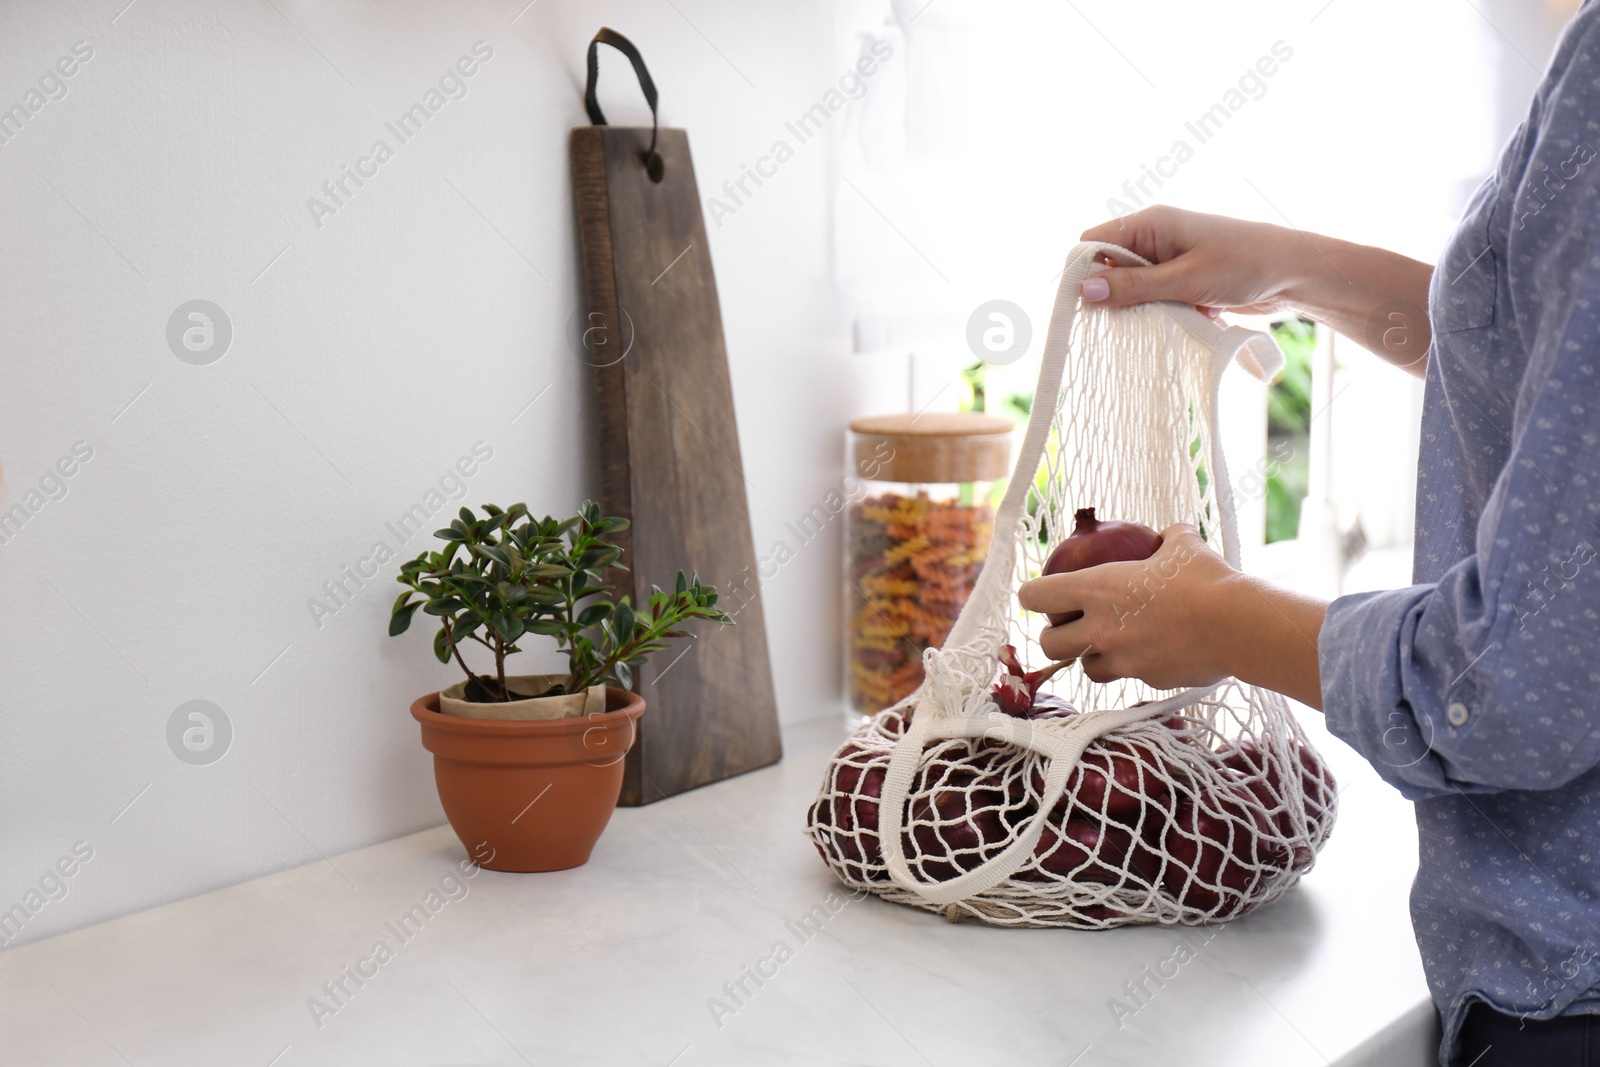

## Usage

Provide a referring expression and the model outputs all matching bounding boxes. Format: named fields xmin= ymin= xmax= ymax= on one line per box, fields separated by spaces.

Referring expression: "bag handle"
xmin=875 ymin=242 xmax=1283 ymax=905
xmin=585 ymin=27 xmax=664 ymax=181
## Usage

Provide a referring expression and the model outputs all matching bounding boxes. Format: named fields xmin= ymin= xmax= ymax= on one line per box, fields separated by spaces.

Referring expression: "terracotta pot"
xmin=411 ymin=686 xmax=645 ymax=872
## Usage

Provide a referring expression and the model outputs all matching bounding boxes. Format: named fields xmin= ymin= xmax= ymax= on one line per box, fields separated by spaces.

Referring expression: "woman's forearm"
xmin=1219 ymin=572 xmax=1329 ymax=710
xmin=1277 ymin=231 xmax=1436 ymax=378
xmin=1080 ymin=208 xmax=1435 ymax=377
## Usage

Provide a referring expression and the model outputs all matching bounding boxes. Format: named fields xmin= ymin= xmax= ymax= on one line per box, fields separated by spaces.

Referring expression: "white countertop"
xmin=0 ymin=711 xmax=1436 ymax=1067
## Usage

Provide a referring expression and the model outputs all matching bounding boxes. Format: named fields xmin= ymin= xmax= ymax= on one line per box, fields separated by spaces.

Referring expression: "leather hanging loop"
xmin=585 ymin=27 xmax=664 ymax=181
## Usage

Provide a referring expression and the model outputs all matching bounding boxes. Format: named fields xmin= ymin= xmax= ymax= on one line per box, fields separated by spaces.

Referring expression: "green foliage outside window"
xmin=1266 ymin=318 xmax=1315 ymax=543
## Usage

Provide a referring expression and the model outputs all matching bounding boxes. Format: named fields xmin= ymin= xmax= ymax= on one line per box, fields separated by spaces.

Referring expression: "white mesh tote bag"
xmin=806 ymin=241 xmax=1337 ymax=928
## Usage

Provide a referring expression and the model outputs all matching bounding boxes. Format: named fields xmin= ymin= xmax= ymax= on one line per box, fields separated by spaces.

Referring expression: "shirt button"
xmin=1447 ymin=702 xmax=1470 ymax=726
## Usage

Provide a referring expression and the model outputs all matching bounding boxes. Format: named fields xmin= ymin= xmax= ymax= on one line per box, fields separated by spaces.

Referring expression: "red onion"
xmin=1029 ymin=739 xmax=1173 ymax=826
xmin=1160 ymin=784 xmax=1287 ymax=913
xmin=1021 ymin=818 xmax=1164 ymax=885
xmin=1041 ymin=508 xmax=1163 ymax=626
xmin=825 ymin=743 xmax=888 ymax=870
xmin=1298 ymin=743 xmax=1337 ymax=844
xmin=908 ymin=767 xmax=1013 ymax=881
xmin=1218 ymin=736 xmax=1336 ymax=872
xmin=1027 ymin=693 xmax=1079 ymax=720
xmin=1028 ymin=819 xmax=1129 ymax=883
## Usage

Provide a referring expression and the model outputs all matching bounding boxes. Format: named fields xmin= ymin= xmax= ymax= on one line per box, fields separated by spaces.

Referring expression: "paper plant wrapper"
xmin=438 ymin=674 xmax=606 ymax=721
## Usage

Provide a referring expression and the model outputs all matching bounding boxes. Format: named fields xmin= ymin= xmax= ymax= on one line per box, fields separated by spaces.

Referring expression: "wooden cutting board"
xmin=569 ymin=30 xmax=781 ymax=805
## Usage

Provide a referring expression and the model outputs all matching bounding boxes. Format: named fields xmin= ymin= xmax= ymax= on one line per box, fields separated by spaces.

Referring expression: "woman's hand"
xmin=1017 ymin=524 xmax=1331 ymax=708
xmin=1078 ymin=205 xmax=1436 ymax=376
xmin=1079 ymin=207 xmax=1302 ymax=317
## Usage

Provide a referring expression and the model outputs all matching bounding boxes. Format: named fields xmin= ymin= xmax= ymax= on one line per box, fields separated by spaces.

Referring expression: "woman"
xmin=1018 ymin=6 xmax=1600 ymax=1066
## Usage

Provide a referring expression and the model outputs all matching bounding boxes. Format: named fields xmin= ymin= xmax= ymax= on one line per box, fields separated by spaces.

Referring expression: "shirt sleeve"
xmin=1320 ymin=22 xmax=1600 ymax=800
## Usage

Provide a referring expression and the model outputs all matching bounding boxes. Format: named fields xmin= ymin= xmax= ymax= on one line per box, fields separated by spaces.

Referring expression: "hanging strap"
xmin=585 ymin=27 xmax=662 ymax=178
xmin=875 ymin=241 xmax=1285 ymax=906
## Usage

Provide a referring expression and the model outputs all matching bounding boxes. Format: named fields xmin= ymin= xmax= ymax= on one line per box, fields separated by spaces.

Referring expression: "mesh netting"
xmin=806 ymin=242 xmax=1338 ymax=928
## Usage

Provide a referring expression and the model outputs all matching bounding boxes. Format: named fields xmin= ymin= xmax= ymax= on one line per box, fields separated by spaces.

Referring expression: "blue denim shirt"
xmin=1318 ymin=4 xmax=1600 ymax=1062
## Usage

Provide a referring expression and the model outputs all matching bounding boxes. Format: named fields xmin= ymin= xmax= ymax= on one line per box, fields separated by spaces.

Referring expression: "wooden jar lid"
xmin=849 ymin=412 xmax=1013 ymax=484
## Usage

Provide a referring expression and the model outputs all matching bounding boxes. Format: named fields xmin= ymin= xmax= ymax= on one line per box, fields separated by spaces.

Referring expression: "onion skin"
xmin=1041 ymin=508 xmax=1163 ymax=626
xmin=991 ymin=644 xmax=1072 ymax=718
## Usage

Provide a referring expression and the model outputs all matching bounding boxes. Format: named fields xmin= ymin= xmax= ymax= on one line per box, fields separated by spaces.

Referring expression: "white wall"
xmin=0 ymin=0 xmax=850 ymax=948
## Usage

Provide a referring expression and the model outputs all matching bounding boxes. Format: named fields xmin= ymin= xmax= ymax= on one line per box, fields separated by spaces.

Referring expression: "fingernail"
xmin=1082 ymin=277 xmax=1110 ymax=301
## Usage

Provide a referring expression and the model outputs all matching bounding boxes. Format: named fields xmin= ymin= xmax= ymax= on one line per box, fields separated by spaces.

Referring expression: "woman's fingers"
xmin=1079 ymin=205 xmax=1182 ymax=260
xmin=1017 ymin=572 xmax=1080 ymax=615
xmin=1039 ymin=617 xmax=1095 ymax=663
xmin=1078 ymin=205 xmax=1295 ymax=315
xmin=1080 ymin=219 xmax=1151 ymax=256
xmin=1079 ymin=652 xmax=1121 ymax=685
xmin=1021 ymin=572 xmax=1097 ymax=661
xmin=1081 ymin=259 xmax=1197 ymax=307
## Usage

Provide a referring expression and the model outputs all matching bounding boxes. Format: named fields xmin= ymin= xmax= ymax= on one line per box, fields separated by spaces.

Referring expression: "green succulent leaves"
xmin=389 ymin=501 xmax=731 ymax=701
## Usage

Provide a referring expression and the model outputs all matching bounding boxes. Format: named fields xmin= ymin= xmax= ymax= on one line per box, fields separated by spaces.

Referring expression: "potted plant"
xmin=391 ymin=500 xmax=731 ymax=872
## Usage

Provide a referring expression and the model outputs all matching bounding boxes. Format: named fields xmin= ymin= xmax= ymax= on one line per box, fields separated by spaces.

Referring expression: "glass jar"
xmin=845 ymin=413 xmax=1012 ymax=722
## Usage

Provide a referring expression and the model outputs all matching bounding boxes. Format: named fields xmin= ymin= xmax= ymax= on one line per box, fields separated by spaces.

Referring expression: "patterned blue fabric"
xmin=1318 ymin=4 xmax=1600 ymax=1063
